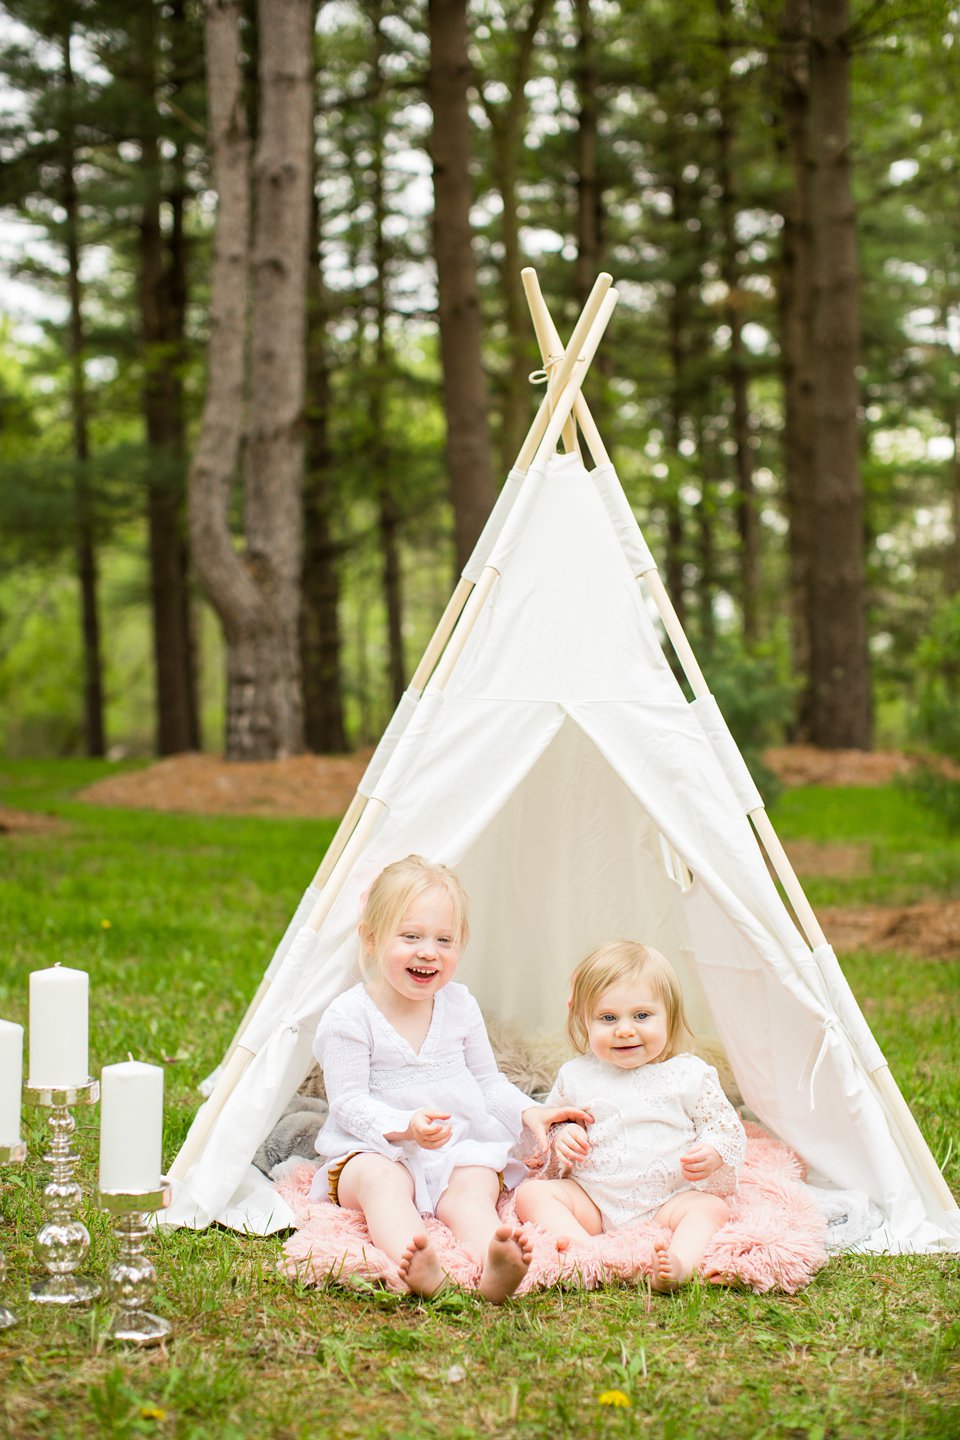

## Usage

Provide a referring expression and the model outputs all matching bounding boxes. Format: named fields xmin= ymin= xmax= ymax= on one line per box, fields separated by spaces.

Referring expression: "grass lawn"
xmin=0 ymin=760 xmax=957 ymax=1440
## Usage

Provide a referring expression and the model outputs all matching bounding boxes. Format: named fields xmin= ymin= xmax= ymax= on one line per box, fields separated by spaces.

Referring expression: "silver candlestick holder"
xmin=99 ymin=1182 xmax=172 ymax=1345
xmin=23 ymin=1079 xmax=101 ymax=1305
xmin=0 ymin=1140 xmax=27 ymax=1328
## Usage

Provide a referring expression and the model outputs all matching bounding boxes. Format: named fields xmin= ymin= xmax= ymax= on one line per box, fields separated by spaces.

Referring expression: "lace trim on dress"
xmin=368 ymin=1057 xmax=465 ymax=1089
xmin=692 ymin=1068 xmax=747 ymax=1172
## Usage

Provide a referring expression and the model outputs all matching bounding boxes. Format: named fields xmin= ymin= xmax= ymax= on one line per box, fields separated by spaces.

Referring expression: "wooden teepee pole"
xmin=169 ymin=273 xmax=618 ymax=1184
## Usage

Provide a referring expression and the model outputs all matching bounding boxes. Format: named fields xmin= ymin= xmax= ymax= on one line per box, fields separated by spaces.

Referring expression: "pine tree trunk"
xmin=241 ymin=0 xmax=312 ymax=756
xmin=716 ymin=0 xmax=758 ymax=645
xmin=136 ymin=0 xmax=198 ymax=756
xmin=428 ymin=0 xmax=495 ymax=573
xmin=370 ymin=5 xmax=405 ymax=706
xmin=484 ymin=0 xmax=550 ymax=473
xmin=189 ymin=0 xmax=312 ymax=760
xmin=61 ymin=24 xmax=105 ymax=758
xmin=776 ymin=0 xmax=816 ymax=739
xmin=806 ymin=0 xmax=871 ymax=747
xmin=302 ymin=188 xmax=347 ymax=753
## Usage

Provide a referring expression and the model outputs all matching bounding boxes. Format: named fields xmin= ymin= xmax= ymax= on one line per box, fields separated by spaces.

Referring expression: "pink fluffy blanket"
xmin=276 ymin=1124 xmax=827 ymax=1296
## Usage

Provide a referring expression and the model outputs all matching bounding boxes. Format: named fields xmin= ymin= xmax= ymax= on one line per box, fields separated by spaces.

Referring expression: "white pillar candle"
xmin=0 ymin=1019 xmax=23 ymax=1143
xmin=99 ymin=1060 xmax=164 ymax=1193
xmin=28 ymin=965 xmax=89 ymax=1088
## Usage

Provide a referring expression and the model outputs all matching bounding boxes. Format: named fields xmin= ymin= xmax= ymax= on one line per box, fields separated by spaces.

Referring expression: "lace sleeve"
xmin=692 ymin=1064 xmax=746 ymax=1195
xmin=461 ymin=999 xmax=533 ymax=1137
xmin=319 ymin=1024 xmax=415 ymax=1155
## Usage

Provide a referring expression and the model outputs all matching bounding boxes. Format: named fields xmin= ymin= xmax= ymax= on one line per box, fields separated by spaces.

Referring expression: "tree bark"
xmin=716 ymin=0 xmax=758 ymax=645
xmin=775 ymin=0 xmax=816 ymax=739
xmin=135 ymin=0 xmax=198 ymax=755
xmin=428 ymin=0 xmax=496 ymax=573
xmin=61 ymin=23 xmax=105 ymax=758
xmin=370 ymin=4 xmax=405 ymax=705
xmin=189 ymin=0 xmax=313 ymax=760
xmin=481 ymin=0 xmax=551 ymax=472
xmin=806 ymin=0 xmax=871 ymax=747
xmin=302 ymin=186 xmax=348 ymax=753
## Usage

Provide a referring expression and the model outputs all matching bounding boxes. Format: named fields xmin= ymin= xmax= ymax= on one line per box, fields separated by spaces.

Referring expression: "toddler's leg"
xmin=515 ymin=1178 xmax=604 ymax=1243
xmin=651 ymin=1191 xmax=729 ymax=1292
xmin=336 ymin=1154 xmax=445 ymax=1298
xmin=436 ymin=1167 xmax=532 ymax=1304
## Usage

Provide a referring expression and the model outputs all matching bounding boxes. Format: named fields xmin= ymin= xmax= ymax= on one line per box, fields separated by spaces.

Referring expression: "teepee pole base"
xmin=167 ymin=1046 xmax=253 ymax=1183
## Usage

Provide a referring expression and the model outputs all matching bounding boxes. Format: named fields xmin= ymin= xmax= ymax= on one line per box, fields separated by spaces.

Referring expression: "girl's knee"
xmin=514 ymin=1180 xmax=540 ymax=1219
xmin=338 ymin=1153 xmax=412 ymax=1204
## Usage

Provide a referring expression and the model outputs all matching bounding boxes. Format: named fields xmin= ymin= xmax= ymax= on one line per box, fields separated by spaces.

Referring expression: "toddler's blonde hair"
xmin=359 ymin=854 xmax=470 ymax=980
xmin=567 ymin=941 xmax=691 ymax=1061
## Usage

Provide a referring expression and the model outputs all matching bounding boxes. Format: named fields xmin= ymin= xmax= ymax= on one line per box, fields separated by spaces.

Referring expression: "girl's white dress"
xmin=547 ymin=1052 xmax=746 ymax=1230
xmin=309 ymin=982 xmax=533 ymax=1214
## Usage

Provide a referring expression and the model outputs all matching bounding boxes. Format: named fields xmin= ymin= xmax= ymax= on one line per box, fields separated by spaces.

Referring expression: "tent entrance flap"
xmin=456 ymin=717 xmax=718 ymax=1047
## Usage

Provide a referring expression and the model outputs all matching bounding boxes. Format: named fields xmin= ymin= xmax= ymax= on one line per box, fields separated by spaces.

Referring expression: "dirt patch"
xmin=820 ymin=901 xmax=960 ymax=960
xmin=0 ymin=806 xmax=63 ymax=835
xmin=79 ymin=751 xmax=372 ymax=820
xmin=779 ymin=840 xmax=871 ymax=879
xmin=763 ymin=746 xmax=915 ymax=787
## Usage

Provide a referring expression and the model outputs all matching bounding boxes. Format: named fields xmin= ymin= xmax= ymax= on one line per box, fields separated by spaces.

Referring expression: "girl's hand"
xmin=521 ymin=1104 xmax=593 ymax=1160
xmin=408 ymin=1108 xmax=452 ymax=1149
xmin=553 ymin=1121 xmax=590 ymax=1171
xmin=680 ymin=1143 xmax=722 ymax=1181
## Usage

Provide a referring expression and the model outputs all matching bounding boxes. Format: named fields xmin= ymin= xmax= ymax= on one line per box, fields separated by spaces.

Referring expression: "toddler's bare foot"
xmin=478 ymin=1224 xmax=533 ymax=1304
xmin=651 ymin=1238 xmax=692 ymax=1293
xmin=398 ymin=1233 xmax=447 ymax=1298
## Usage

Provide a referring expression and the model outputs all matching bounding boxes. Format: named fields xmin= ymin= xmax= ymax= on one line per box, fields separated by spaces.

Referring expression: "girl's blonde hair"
xmin=359 ymin=854 xmax=470 ymax=979
xmin=566 ymin=941 xmax=691 ymax=1061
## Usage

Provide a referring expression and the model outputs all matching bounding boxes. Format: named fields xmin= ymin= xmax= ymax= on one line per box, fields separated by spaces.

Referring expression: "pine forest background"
xmin=1 ymin=0 xmax=959 ymax=770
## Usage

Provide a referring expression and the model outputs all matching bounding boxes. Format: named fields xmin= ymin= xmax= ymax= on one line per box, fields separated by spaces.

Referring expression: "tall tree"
xmin=60 ymin=15 xmax=106 ymax=758
xmin=774 ymin=0 xmax=816 ymax=737
xmin=806 ymin=0 xmax=871 ymax=746
xmin=428 ymin=0 xmax=496 ymax=572
xmin=189 ymin=0 xmax=314 ymax=759
xmin=133 ymin=0 xmax=200 ymax=754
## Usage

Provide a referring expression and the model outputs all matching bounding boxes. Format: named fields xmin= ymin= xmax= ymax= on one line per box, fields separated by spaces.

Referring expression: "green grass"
xmin=0 ymin=760 xmax=958 ymax=1439
xmin=768 ymin=783 xmax=960 ymax=906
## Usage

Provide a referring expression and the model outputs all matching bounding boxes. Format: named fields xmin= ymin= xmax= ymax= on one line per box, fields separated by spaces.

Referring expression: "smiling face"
xmin=366 ymin=884 xmax=462 ymax=1008
xmin=586 ymin=977 xmax=670 ymax=1070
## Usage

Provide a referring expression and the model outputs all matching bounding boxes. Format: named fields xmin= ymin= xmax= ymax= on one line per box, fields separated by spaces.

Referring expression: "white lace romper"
xmin=548 ymin=1052 xmax=746 ymax=1230
xmin=308 ymin=982 xmax=534 ymax=1214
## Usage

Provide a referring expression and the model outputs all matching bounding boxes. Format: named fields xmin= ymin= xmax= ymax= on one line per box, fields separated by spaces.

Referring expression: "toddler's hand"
xmin=408 ymin=1108 xmax=452 ymax=1149
xmin=553 ymin=1121 xmax=590 ymax=1172
xmin=680 ymin=1142 xmax=722 ymax=1181
xmin=521 ymin=1104 xmax=593 ymax=1166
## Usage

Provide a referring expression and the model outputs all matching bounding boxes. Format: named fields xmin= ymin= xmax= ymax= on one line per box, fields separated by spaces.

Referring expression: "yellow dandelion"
xmin=139 ymin=1407 xmax=166 ymax=1421
xmin=598 ymin=1390 xmax=631 ymax=1407
xmin=101 ymin=919 xmax=112 ymax=929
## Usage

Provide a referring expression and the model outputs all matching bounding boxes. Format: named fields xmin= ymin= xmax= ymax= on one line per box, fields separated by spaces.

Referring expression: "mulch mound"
xmin=78 ymin=751 xmax=372 ymax=820
xmin=0 ymin=806 xmax=63 ymax=835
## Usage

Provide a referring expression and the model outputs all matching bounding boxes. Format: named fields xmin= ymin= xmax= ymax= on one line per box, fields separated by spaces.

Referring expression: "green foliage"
xmin=699 ymin=632 xmax=797 ymax=804
xmin=910 ymin=594 xmax=960 ymax=760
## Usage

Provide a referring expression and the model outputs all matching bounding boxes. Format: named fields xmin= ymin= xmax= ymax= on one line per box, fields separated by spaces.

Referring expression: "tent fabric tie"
xmin=800 ymin=1015 xmax=840 ymax=1109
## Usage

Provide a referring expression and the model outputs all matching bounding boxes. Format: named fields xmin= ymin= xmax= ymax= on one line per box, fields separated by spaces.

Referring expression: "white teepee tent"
xmin=163 ymin=273 xmax=960 ymax=1252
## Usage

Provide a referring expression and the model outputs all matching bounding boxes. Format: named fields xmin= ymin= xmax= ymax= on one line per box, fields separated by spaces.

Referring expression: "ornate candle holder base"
xmin=0 ymin=1140 xmax=27 ymax=1328
xmin=23 ymin=1080 xmax=101 ymax=1305
xmin=99 ymin=1183 xmax=172 ymax=1346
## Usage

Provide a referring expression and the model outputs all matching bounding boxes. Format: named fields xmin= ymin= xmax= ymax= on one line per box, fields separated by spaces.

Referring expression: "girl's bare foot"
xmin=651 ymin=1238 xmax=692 ymax=1293
xmin=397 ymin=1233 xmax=447 ymax=1298
xmin=478 ymin=1224 xmax=533 ymax=1304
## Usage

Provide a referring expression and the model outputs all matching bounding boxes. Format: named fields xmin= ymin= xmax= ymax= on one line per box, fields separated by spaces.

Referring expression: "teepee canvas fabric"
xmin=164 ymin=451 xmax=960 ymax=1253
